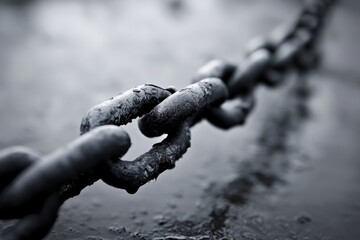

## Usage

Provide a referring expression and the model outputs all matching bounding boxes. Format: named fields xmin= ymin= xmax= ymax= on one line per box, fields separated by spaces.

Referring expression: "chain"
xmin=0 ymin=0 xmax=337 ymax=239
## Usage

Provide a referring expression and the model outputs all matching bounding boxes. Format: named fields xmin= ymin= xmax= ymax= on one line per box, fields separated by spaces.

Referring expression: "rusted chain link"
xmin=0 ymin=0 xmax=337 ymax=239
xmin=101 ymin=121 xmax=191 ymax=194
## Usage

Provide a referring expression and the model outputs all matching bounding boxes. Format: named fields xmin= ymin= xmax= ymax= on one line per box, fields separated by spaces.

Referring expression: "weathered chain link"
xmin=0 ymin=0 xmax=337 ymax=239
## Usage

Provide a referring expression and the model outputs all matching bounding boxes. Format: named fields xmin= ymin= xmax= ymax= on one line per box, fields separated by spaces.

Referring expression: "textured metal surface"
xmin=102 ymin=121 xmax=191 ymax=194
xmin=0 ymin=126 xmax=130 ymax=219
xmin=138 ymin=78 xmax=228 ymax=137
xmin=0 ymin=0 xmax=337 ymax=239
xmin=80 ymin=84 xmax=172 ymax=134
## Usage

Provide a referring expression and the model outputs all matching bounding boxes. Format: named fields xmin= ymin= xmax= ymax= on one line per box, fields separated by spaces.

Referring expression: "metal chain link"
xmin=0 ymin=0 xmax=337 ymax=239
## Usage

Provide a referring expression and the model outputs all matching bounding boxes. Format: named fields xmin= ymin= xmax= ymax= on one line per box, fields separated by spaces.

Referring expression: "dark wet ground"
xmin=1 ymin=0 xmax=360 ymax=239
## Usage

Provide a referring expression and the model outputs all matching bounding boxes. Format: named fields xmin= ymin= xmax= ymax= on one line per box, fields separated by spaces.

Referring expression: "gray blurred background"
xmin=0 ymin=0 xmax=360 ymax=239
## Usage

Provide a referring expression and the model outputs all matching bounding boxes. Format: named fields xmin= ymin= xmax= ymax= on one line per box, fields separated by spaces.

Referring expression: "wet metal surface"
xmin=1 ymin=0 xmax=360 ymax=239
